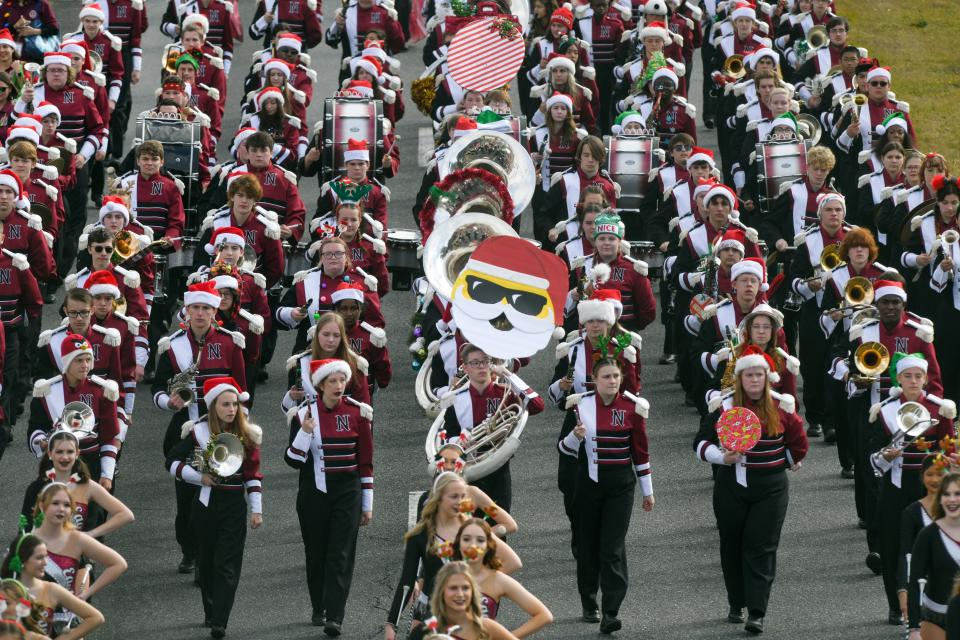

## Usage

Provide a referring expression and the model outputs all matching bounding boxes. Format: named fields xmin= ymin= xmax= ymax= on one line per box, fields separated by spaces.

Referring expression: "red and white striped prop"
xmin=447 ymin=18 xmax=524 ymax=92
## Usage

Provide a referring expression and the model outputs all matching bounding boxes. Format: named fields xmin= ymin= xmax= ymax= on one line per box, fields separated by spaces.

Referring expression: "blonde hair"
xmin=429 ymin=562 xmax=489 ymax=640
xmin=405 ymin=473 xmax=467 ymax=547
xmin=34 ymin=483 xmax=75 ymax=531
xmin=207 ymin=391 xmax=258 ymax=451
xmin=807 ymin=145 xmax=836 ymax=171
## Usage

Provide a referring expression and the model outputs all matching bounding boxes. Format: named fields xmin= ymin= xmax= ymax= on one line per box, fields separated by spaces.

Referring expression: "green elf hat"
xmin=175 ymin=53 xmax=200 ymax=71
xmin=888 ymin=352 xmax=927 ymax=386
xmin=593 ymin=210 xmax=625 ymax=240
xmin=612 ymin=110 xmax=645 ymax=135
xmin=770 ymin=111 xmax=798 ymax=133
xmin=875 ymin=112 xmax=908 ymax=136
xmin=475 ymin=108 xmax=505 ymax=125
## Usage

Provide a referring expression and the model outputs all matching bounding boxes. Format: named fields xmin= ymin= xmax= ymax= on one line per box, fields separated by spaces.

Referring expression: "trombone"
xmin=873 ymin=402 xmax=939 ymax=476
xmin=851 ymin=341 xmax=890 ymax=384
xmin=821 ymin=276 xmax=876 ymax=317
xmin=799 ymin=244 xmax=844 ymax=285
xmin=722 ymin=55 xmax=746 ymax=81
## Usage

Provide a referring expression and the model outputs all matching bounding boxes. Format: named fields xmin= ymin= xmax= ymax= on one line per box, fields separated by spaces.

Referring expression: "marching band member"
xmin=63 ymin=3 xmax=123 ymax=112
xmin=529 ymin=91 xmax=587 ymax=212
xmin=162 ymin=1 xmax=238 ymax=74
xmin=0 ymin=168 xmax=55 ymax=285
xmin=907 ymin=472 xmax=960 ymax=640
xmin=573 ymin=0 xmax=625 ymax=132
xmin=635 ymin=133 xmax=693 ymax=239
xmin=452 ymin=518 xmax=553 ymax=635
xmin=0 ymin=233 xmax=41 ymax=425
xmin=325 ymin=0 xmax=405 ymax=68
xmin=556 ymin=197 xmax=603 ymax=269
xmin=148 ymin=85 xmax=216 ymax=182
xmin=21 ymin=428 xmax=134 ymax=537
xmin=284 ymin=311 xmax=372 ymax=411
xmin=647 ymin=148 xmax=717 ymax=249
xmin=249 ymin=4 xmax=323 ymax=49
xmin=897 ymin=456 xmax=946 ymax=623
xmin=172 ymin=52 xmax=224 ymax=149
xmin=857 ymin=140 xmax=905 ymax=239
xmin=438 ymin=342 xmax=544 ymax=511
xmin=926 ymin=176 xmax=960 ymax=400
xmin=242 ymin=86 xmax=302 ymax=168
xmin=166 ymin=377 xmax=263 ymax=638
xmin=879 ymin=153 xmax=948 ymax=272
xmin=309 ymin=143 xmax=390 ymax=229
xmin=787 ymin=192 xmax=849 ymax=438
xmin=694 ymin=346 xmax=807 ymax=634
xmin=836 ymin=65 xmax=914 ymax=171
xmin=561 ymin=358 xmax=653 ymax=633
xmin=385 ymin=474 xmax=521 ymax=640
xmin=863 ymin=113 xmax=915 ymax=178
xmin=153 ymin=281 xmax=247 ymax=576
xmin=5 ymin=134 xmax=63 ymax=252
xmin=904 ymin=174 xmax=960 ymax=321
xmin=284 ymin=358 xmax=372 ymax=636
xmin=868 ymin=354 xmax=957 ymax=625
xmin=207 ymin=265 xmax=267 ymax=399
xmin=0 ymin=534 xmax=105 ymax=639
xmin=829 ymin=275 xmax=943 ymax=568
xmin=345 ymin=54 xmax=404 ymax=126
xmin=332 ymin=281 xmax=392 ymax=393
xmin=175 ymin=19 xmax=228 ymax=107
xmin=530 ymin=54 xmax=597 ymax=135
xmin=762 ymin=146 xmax=836 ymax=258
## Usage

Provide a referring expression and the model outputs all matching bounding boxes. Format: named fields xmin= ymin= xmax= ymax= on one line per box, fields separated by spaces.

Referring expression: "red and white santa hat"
xmin=730 ymin=2 xmax=756 ymax=21
xmin=79 ymin=2 xmax=106 ymax=22
xmin=262 ymin=57 xmax=292 ymax=80
xmin=60 ymin=333 xmax=93 ymax=373
xmin=694 ymin=177 xmax=720 ymax=200
xmin=545 ymin=53 xmax=575 ymax=75
xmin=344 ymin=79 xmax=374 ymax=98
xmin=6 ymin=126 xmax=39 ymax=146
xmin=14 ymin=114 xmax=43 ymax=135
xmin=452 ymin=116 xmax=478 ymax=139
xmin=704 ymin=184 xmax=737 ymax=211
xmin=652 ymin=66 xmax=679 ymax=87
xmin=351 ymin=55 xmax=383 ymax=82
xmin=99 ymin=195 xmax=130 ymax=224
xmin=544 ymin=91 xmax=573 ymax=113
xmin=276 ymin=32 xmax=303 ymax=53
xmin=205 ymin=226 xmax=246 ymax=255
xmin=0 ymin=29 xmax=16 ymax=50
xmin=640 ymin=20 xmax=670 ymax=42
xmin=230 ymin=127 xmax=258 ymax=157
xmin=686 ymin=146 xmax=716 ymax=170
xmin=0 ymin=169 xmax=25 ymax=206
xmin=184 ymin=280 xmax=222 ymax=308
xmin=874 ymin=279 xmax=906 ymax=301
xmin=734 ymin=344 xmax=780 ymax=383
xmin=748 ymin=47 xmax=778 ymax=69
xmin=550 ymin=7 xmax=574 ymax=30
xmin=182 ymin=13 xmax=210 ymax=34
xmin=43 ymin=51 xmax=71 ymax=69
xmin=731 ymin=256 xmax=767 ymax=290
xmin=331 ymin=281 xmax=366 ymax=305
xmin=310 ymin=358 xmax=352 ymax=387
xmin=343 ymin=138 xmax=369 ymax=163
xmin=211 ymin=273 xmax=240 ymax=291
xmin=255 ymin=86 xmax=284 ymax=111
xmin=866 ymin=66 xmax=891 ymax=84
xmin=60 ymin=38 xmax=87 ymax=59
xmin=202 ymin=376 xmax=249 ymax=407
xmin=816 ymin=192 xmax=846 ymax=217
xmin=84 ymin=269 xmax=121 ymax=299
xmin=577 ymin=288 xmax=622 ymax=326
xmin=34 ymin=101 xmax=61 ymax=121
xmin=717 ymin=227 xmax=746 ymax=255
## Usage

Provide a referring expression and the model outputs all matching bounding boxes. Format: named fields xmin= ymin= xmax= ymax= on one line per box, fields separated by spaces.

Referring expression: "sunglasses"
xmin=672 ymin=144 xmax=692 ymax=152
xmin=869 ymin=81 xmax=888 ymax=87
xmin=91 ymin=245 xmax=112 ymax=253
xmin=465 ymin=275 xmax=548 ymax=316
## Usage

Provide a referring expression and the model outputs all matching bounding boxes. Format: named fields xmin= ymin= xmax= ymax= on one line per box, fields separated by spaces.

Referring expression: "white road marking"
xmin=408 ymin=490 xmax=421 ymax=528
xmin=418 ymin=127 xmax=435 ymax=167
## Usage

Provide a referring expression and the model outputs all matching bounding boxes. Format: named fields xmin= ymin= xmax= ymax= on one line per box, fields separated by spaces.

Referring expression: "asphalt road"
xmin=0 ymin=2 xmax=903 ymax=639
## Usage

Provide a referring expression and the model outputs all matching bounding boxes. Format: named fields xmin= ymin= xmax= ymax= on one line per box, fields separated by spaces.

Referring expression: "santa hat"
xmin=83 ymin=269 xmax=121 ymax=299
xmin=182 ymin=13 xmax=210 ymax=34
xmin=816 ymin=192 xmax=846 ymax=217
xmin=79 ymin=3 xmax=106 ymax=22
xmin=876 ymin=112 xmax=908 ymax=136
xmin=866 ymin=66 xmax=891 ymax=84
xmin=687 ymin=146 xmax=716 ymax=169
xmin=578 ymin=288 xmax=622 ymax=325
xmin=230 ymin=127 xmax=258 ymax=157
xmin=0 ymin=29 xmax=16 ymax=50
xmin=652 ymin=67 xmax=679 ymax=88
xmin=351 ymin=55 xmax=383 ymax=81
xmin=612 ymin=110 xmax=644 ymax=135
xmin=550 ymin=7 xmax=574 ymax=30
xmin=452 ymin=116 xmax=478 ymax=139
xmin=345 ymin=79 xmax=374 ymax=98
xmin=0 ymin=169 xmax=25 ymax=208
xmin=694 ymin=177 xmax=720 ymax=200
xmin=717 ymin=228 xmax=746 ymax=255
xmin=310 ymin=358 xmax=352 ymax=387
xmin=276 ymin=32 xmax=303 ymax=52
xmin=331 ymin=281 xmax=365 ymax=305
xmin=99 ymin=196 xmax=130 ymax=224
xmin=748 ymin=47 xmax=778 ymax=69
xmin=34 ymin=101 xmax=61 ymax=121
xmin=6 ymin=126 xmax=40 ymax=146
xmin=13 ymin=114 xmax=43 ymax=135
xmin=202 ymin=376 xmax=249 ymax=407
xmin=734 ymin=344 xmax=780 ymax=383
xmin=730 ymin=2 xmax=756 ymax=21
xmin=60 ymin=333 xmax=93 ymax=373
xmin=704 ymin=184 xmax=737 ymax=211
xmin=255 ymin=86 xmax=284 ymax=111
xmin=874 ymin=279 xmax=907 ymax=302
xmin=43 ymin=52 xmax=71 ymax=69
xmin=262 ymin=57 xmax=292 ymax=80
xmin=545 ymin=91 xmax=573 ymax=113
xmin=640 ymin=21 xmax=671 ymax=42
xmin=211 ymin=274 xmax=240 ymax=291
xmin=545 ymin=53 xmax=575 ymax=75
xmin=343 ymin=138 xmax=370 ymax=163
xmin=184 ymin=280 xmax=222 ymax=308
xmin=205 ymin=226 xmax=246 ymax=255
xmin=731 ymin=257 xmax=767 ymax=291
xmin=643 ymin=0 xmax=668 ymax=16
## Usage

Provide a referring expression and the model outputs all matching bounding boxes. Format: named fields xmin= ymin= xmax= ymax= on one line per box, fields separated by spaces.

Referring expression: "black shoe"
xmin=673 ymin=372 xmax=681 ymax=383
xmin=823 ymin=427 xmax=836 ymax=443
xmin=43 ymin=291 xmax=56 ymax=304
xmin=857 ymin=518 xmax=868 ymax=530
xmin=684 ymin=392 xmax=696 ymax=407
xmin=312 ymin=612 xmax=325 ymax=627
xmin=142 ymin=369 xmax=155 ymax=385
xmin=888 ymin=609 xmax=903 ymax=625
xmin=727 ymin=607 xmax=744 ymax=623
xmin=257 ymin=368 xmax=268 ymax=382
xmin=194 ymin=563 xmax=201 ymax=587
xmin=659 ymin=353 xmax=676 ymax=365
xmin=806 ymin=424 xmax=822 ymax=438
xmin=210 ymin=626 xmax=225 ymax=639
xmin=866 ymin=552 xmax=882 ymax=575
xmin=745 ymin=614 xmax=764 ymax=634
xmin=177 ymin=556 xmax=194 ymax=573
xmin=841 ymin=467 xmax=855 ymax=479
xmin=203 ymin=619 xmax=211 ymax=628
xmin=599 ymin=615 xmax=622 ymax=634
xmin=323 ymin=621 xmax=341 ymax=637
xmin=581 ymin=607 xmax=600 ymax=623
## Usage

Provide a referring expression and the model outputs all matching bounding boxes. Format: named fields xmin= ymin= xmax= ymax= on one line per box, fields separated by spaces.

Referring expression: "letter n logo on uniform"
xmin=611 ymin=409 xmax=626 ymax=427
xmin=207 ymin=343 xmax=222 ymax=360
xmin=0 ymin=268 xmax=10 ymax=285
xmin=335 ymin=415 xmax=350 ymax=432
xmin=151 ymin=181 xmax=163 ymax=196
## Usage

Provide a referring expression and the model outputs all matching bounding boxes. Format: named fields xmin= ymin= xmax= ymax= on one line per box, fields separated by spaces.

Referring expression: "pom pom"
xmin=564 ymin=393 xmax=583 ymax=409
xmin=588 ymin=262 xmax=611 ymax=284
xmin=868 ymin=402 xmax=882 ymax=423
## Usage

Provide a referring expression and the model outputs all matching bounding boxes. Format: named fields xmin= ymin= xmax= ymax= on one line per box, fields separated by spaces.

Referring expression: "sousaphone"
xmin=439 ymin=130 xmax=536 ymax=215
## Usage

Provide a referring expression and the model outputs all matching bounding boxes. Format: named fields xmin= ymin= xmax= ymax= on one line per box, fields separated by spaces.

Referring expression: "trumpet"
xmin=852 ymin=341 xmax=890 ymax=383
xmin=722 ymin=54 xmax=746 ymax=81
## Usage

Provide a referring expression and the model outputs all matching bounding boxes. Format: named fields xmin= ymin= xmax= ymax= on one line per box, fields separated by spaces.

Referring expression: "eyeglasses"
xmin=672 ymin=145 xmax=692 ymax=152
xmin=869 ymin=81 xmax=889 ymax=87
xmin=65 ymin=310 xmax=91 ymax=319
xmin=829 ymin=27 xmax=847 ymax=33
xmin=90 ymin=245 xmax=112 ymax=253
xmin=465 ymin=358 xmax=491 ymax=368
xmin=321 ymin=251 xmax=346 ymax=259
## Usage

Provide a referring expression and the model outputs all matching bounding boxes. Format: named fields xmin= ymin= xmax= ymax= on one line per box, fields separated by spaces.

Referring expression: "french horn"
xmin=439 ymin=130 xmax=536 ymax=215
xmin=192 ymin=432 xmax=245 ymax=479
xmin=806 ymin=25 xmax=828 ymax=50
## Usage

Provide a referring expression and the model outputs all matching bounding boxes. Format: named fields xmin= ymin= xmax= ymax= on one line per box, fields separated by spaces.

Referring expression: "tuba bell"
xmin=806 ymin=25 xmax=828 ymax=50
xmin=55 ymin=402 xmax=96 ymax=439
xmin=796 ymin=112 xmax=822 ymax=145
xmin=439 ymin=131 xmax=536 ymax=215
xmin=192 ymin=432 xmax=245 ymax=479
xmin=722 ymin=54 xmax=746 ymax=80
xmin=854 ymin=341 xmax=890 ymax=379
xmin=941 ymin=229 xmax=960 ymax=247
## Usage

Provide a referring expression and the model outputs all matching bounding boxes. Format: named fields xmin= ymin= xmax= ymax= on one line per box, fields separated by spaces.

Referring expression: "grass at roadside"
xmin=837 ymin=0 xmax=960 ymax=168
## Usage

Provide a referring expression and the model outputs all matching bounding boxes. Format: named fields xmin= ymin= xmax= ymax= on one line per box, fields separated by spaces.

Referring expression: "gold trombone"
xmin=722 ymin=55 xmax=746 ymax=81
xmin=821 ymin=276 xmax=876 ymax=317
xmin=851 ymin=341 xmax=890 ymax=384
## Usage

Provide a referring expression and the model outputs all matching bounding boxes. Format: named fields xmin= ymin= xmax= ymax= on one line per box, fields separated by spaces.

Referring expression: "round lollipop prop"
xmin=715 ymin=407 xmax=761 ymax=453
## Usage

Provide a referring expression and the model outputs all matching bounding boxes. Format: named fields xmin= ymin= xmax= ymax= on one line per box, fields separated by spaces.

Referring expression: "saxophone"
xmin=719 ymin=326 xmax=740 ymax=390
xmin=168 ymin=336 xmax=205 ymax=406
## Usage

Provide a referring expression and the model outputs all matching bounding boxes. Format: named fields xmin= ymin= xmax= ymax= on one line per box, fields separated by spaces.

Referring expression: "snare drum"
xmin=167 ymin=237 xmax=198 ymax=270
xmin=755 ymin=140 xmax=808 ymax=211
xmin=607 ymin=135 xmax=660 ymax=211
xmin=322 ymin=98 xmax=385 ymax=178
xmin=525 ymin=238 xmax=542 ymax=250
xmin=283 ymin=243 xmax=312 ymax=286
xmin=630 ymin=240 xmax=665 ymax=274
xmin=386 ymin=229 xmax=422 ymax=271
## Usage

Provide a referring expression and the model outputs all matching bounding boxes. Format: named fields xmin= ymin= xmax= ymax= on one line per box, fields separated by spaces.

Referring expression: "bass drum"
xmin=607 ymin=135 xmax=660 ymax=213
xmin=629 ymin=241 xmax=665 ymax=276
xmin=321 ymin=98 xmax=385 ymax=180
xmin=755 ymin=140 xmax=808 ymax=212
